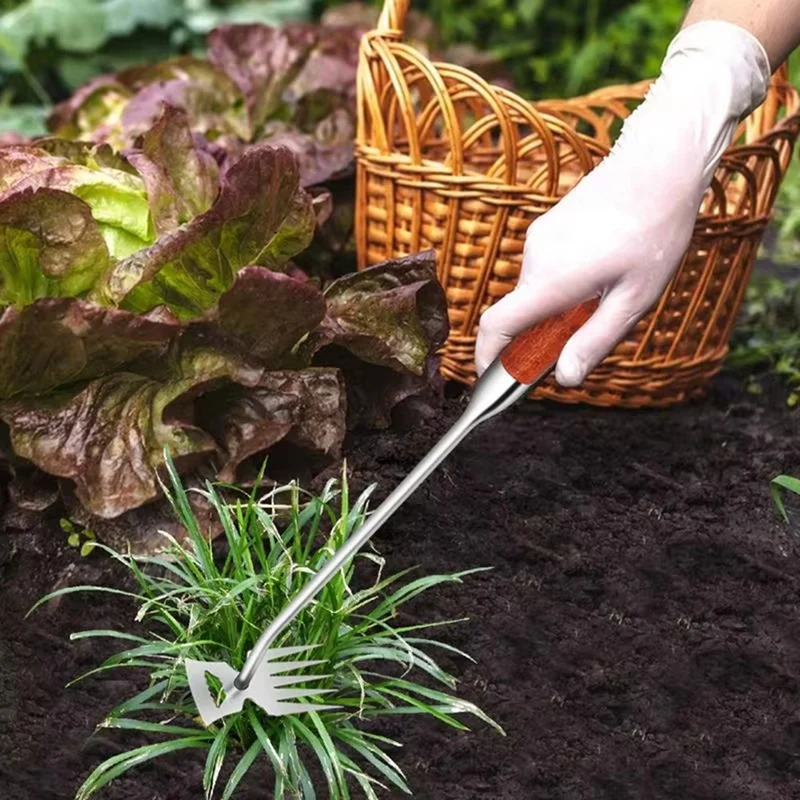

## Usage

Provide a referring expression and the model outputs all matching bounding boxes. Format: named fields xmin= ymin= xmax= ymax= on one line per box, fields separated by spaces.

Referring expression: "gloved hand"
xmin=475 ymin=20 xmax=772 ymax=386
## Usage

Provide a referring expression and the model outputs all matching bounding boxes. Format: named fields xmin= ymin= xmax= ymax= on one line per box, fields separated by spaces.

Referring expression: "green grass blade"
xmin=75 ymin=737 xmax=208 ymax=800
xmin=203 ymin=721 xmax=230 ymax=798
xmin=101 ymin=717 xmax=205 ymax=737
xmin=333 ymin=727 xmax=410 ymax=794
xmin=288 ymin=714 xmax=346 ymax=799
xmin=278 ymin=724 xmax=309 ymax=798
xmin=27 ymin=585 xmax=143 ymax=617
xmin=771 ymin=474 xmax=800 ymax=522
xmin=66 ymin=659 xmax=170 ymax=688
xmin=375 ymin=687 xmax=471 ymax=730
xmin=70 ymin=630 xmax=149 ymax=644
xmin=109 ymin=679 xmax=170 ymax=717
xmin=247 ymin=709 xmax=290 ymax=786
xmin=368 ymin=570 xmax=490 ymax=619
xmin=341 ymin=766 xmax=382 ymax=800
xmin=222 ymin=739 xmax=262 ymax=800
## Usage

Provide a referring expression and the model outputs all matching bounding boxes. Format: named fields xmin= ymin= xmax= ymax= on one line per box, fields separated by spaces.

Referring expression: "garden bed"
xmin=1 ymin=375 xmax=800 ymax=800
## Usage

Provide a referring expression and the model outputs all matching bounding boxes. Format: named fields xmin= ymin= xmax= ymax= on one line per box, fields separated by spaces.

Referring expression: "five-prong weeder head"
xmin=186 ymin=644 xmax=341 ymax=726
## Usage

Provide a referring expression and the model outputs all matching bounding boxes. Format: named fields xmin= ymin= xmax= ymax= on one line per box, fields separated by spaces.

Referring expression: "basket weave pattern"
xmin=355 ymin=0 xmax=800 ymax=407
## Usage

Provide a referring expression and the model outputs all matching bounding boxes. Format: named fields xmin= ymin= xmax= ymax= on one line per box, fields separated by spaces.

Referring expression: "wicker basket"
xmin=354 ymin=0 xmax=800 ymax=407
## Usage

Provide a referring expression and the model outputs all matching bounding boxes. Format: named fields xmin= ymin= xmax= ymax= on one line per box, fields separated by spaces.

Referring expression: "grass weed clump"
xmin=33 ymin=457 xmax=500 ymax=799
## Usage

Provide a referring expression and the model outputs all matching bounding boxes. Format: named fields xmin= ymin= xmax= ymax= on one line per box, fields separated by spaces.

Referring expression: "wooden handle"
xmin=499 ymin=299 xmax=600 ymax=385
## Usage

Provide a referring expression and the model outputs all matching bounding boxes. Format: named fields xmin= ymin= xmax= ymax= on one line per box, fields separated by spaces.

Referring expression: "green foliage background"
xmin=0 ymin=0 xmax=312 ymax=113
xmin=316 ymin=0 xmax=687 ymax=97
xmin=0 ymin=0 xmax=696 ymax=169
xmin=1 ymin=0 xmax=689 ymax=112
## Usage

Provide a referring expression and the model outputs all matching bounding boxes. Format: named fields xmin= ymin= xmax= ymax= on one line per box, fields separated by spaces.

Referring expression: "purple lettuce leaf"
xmin=121 ymin=80 xmax=248 ymax=148
xmin=0 ymin=374 xmax=215 ymax=518
xmin=294 ymin=250 xmax=449 ymax=428
xmin=207 ymin=23 xmax=318 ymax=134
xmin=98 ymin=144 xmax=315 ymax=318
xmin=260 ymin=115 xmax=355 ymax=188
xmin=284 ymin=25 xmax=362 ymax=105
xmin=0 ymin=144 xmax=65 ymax=194
xmin=302 ymin=250 xmax=449 ymax=374
xmin=215 ymin=266 xmax=326 ymax=364
xmin=0 ymin=132 xmax=28 ymax=146
xmin=125 ymin=106 xmax=220 ymax=235
xmin=7 ymin=463 xmax=60 ymax=512
xmin=0 ymin=298 xmax=180 ymax=399
xmin=206 ymin=23 xmax=361 ymax=187
xmin=311 ymin=344 xmax=444 ymax=430
xmin=293 ymin=175 xmax=356 ymax=281
xmin=0 ymin=326 xmax=264 ymax=518
xmin=0 ymin=188 xmax=110 ymax=306
xmin=196 ymin=367 xmax=346 ymax=484
xmin=118 ymin=57 xmax=251 ymax=144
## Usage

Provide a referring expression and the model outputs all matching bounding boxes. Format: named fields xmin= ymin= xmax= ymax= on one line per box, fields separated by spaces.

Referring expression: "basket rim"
xmin=358 ymin=25 xmax=800 ymax=161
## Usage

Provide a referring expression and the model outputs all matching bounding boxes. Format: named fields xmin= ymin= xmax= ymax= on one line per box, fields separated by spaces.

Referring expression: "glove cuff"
xmin=652 ymin=19 xmax=773 ymax=186
xmin=664 ymin=20 xmax=772 ymax=120
xmin=582 ymin=19 xmax=773 ymax=211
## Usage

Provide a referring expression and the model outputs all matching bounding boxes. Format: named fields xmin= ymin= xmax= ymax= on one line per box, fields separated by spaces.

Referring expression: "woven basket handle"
xmin=377 ymin=0 xmax=410 ymax=34
xmin=500 ymin=299 xmax=600 ymax=385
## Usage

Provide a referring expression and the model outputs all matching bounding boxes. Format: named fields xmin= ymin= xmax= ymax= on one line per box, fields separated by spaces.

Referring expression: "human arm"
xmin=684 ymin=0 xmax=800 ymax=68
xmin=474 ymin=0 xmax=800 ymax=385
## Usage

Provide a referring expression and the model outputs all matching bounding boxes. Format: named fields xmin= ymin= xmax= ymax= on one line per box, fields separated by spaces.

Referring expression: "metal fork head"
xmin=186 ymin=645 xmax=341 ymax=726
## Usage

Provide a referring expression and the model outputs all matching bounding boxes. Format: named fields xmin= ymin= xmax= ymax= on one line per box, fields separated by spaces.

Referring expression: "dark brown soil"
xmin=2 ymin=375 xmax=800 ymax=800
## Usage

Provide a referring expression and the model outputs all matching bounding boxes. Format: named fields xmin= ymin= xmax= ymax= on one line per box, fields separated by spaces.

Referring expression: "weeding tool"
xmin=186 ymin=298 xmax=599 ymax=724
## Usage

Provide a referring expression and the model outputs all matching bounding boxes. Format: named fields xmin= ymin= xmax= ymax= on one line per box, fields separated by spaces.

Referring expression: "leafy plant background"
xmin=316 ymin=0 xmax=686 ymax=98
xmin=1 ymin=0 xmax=690 ymax=113
xmin=0 ymin=0 xmax=314 ymax=134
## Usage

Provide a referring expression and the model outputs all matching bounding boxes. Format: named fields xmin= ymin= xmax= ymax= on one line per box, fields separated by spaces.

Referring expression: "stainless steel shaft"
xmin=234 ymin=359 xmax=531 ymax=690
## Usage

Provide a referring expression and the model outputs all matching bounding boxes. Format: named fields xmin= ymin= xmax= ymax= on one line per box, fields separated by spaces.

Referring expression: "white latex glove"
xmin=475 ymin=20 xmax=771 ymax=386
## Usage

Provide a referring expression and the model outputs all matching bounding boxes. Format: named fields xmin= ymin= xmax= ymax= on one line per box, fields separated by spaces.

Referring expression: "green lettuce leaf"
xmin=34 ymin=137 xmax=138 ymax=174
xmin=0 ymin=143 xmax=153 ymax=259
xmin=46 ymin=76 xmax=134 ymax=150
xmin=0 ymin=297 xmax=180 ymax=398
xmin=0 ymin=188 xmax=110 ymax=306
xmin=125 ymin=105 xmax=220 ymax=235
xmin=99 ymin=143 xmax=314 ymax=318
